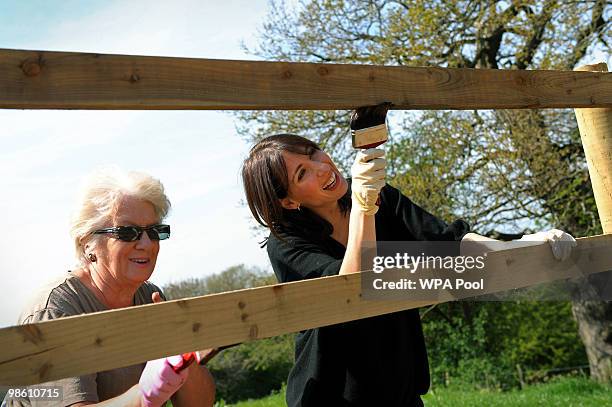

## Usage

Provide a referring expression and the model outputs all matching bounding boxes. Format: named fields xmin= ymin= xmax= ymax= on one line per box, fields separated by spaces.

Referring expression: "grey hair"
xmin=70 ymin=167 xmax=171 ymax=268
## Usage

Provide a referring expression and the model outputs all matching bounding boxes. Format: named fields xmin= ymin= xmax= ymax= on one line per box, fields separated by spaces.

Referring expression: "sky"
xmin=0 ymin=0 xmax=274 ymax=327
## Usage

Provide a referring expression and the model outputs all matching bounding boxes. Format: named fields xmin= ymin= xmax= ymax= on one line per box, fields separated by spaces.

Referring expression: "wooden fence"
xmin=0 ymin=48 xmax=610 ymax=386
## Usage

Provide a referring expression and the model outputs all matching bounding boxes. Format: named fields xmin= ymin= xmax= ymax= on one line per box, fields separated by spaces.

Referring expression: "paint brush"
xmin=349 ymin=102 xmax=392 ymax=149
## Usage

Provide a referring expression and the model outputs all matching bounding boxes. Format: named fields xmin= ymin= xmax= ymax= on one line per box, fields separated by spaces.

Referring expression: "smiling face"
xmin=90 ymin=196 xmax=160 ymax=288
xmin=280 ymin=149 xmax=348 ymax=210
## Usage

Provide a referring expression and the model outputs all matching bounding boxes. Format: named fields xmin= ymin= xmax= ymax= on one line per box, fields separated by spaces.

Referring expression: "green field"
xmin=218 ymin=377 xmax=611 ymax=407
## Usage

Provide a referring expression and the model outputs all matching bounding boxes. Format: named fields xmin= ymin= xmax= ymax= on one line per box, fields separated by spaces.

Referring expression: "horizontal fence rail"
xmin=1 ymin=48 xmax=611 ymax=110
xmin=0 ymin=234 xmax=611 ymax=386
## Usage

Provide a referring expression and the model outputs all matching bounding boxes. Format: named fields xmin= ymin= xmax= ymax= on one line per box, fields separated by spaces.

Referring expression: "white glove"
xmin=518 ymin=229 xmax=577 ymax=261
xmin=351 ymin=148 xmax=386 ymax=216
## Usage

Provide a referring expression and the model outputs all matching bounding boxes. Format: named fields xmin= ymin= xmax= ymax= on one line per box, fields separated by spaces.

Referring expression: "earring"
xmin=88 ymin=253 xmax=97 ymax=263
xmin=297 ymin=203 xmax=301 ymax=212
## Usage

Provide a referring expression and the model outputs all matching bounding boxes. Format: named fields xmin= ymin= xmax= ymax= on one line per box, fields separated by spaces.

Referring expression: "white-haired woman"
xmin=4 ymin=168 xmax=215 ymax=407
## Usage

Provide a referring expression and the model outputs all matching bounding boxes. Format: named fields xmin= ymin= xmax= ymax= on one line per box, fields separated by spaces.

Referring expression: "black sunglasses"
xmin=93 ymin=224 xmax=171 ymax=242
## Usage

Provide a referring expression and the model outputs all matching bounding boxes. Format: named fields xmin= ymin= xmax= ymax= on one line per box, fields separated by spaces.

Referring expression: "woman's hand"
xmin=147 ymin=291 xmax=216 ymax=407
xmin=351 ymin=148 xmax=386 ymax=216
xmin=462 ymin=229 xmax=577 ymax=262
xmin=139 ymin=292 xmax=189 ymax=407
xmin=518 ymin=229 xmax=577 ymax=261
xmin=139 ymin=356 xmax=189 ymax=407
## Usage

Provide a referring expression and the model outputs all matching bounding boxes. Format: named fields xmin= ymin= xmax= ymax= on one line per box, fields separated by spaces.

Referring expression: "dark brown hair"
xmin=242 ymin=134 xmax=350 ymax=242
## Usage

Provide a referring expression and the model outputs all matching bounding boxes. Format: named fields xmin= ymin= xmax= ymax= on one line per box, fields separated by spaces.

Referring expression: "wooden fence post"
xmin=572 ymin=62 xmax=612 ymax=383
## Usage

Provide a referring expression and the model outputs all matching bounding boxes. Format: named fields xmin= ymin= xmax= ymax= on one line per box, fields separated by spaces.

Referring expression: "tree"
xmin=236 ymin=0 xmax=611 ymax=382
xmin=422 ymin=301 xmax=588 ymax=387
xmin=163 ymin=264 xmax=276 ymax=299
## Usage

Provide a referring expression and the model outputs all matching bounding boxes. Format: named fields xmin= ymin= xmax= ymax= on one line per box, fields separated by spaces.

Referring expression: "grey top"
xmin=3 ymin=271 xmax=165 ymax=407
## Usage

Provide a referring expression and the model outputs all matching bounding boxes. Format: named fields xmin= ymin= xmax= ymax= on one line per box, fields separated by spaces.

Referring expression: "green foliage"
xmin=163 ymin=265 xmax=293 ymax=403
xmin=237 ymin=0 xmax=610 ymax=236
xmin=163 ymin=264 xmax=277 ymax=299
xmin=208 ymin=336 xmax=294 ymax=403
xmin=253 ymin=1 xmax=609 ymax=68
xmin=422 ymin=301 xmax=588 ymax=389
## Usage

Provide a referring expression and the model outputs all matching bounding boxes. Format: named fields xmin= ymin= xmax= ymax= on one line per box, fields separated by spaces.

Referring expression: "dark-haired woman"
xmin=241 ymin=112 xmax=575 ymax=406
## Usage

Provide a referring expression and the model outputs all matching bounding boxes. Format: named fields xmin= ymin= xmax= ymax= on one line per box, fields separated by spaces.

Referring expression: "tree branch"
xmin=515 ymin=1 xmax=556 ymax=70
xmin=568 ymin=0 xmax=609 ymax=68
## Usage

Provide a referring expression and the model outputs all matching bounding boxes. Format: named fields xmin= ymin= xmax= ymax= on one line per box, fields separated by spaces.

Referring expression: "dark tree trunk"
xmin=571 ymin=299 xmax=612 ymax=383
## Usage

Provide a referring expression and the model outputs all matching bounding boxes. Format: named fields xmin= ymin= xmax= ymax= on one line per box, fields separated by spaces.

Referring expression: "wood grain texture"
xmin=574 ymin=63 xmax=612 ymax=234
xmin=1 ymin=235 xmax=611 ymax=386
xmin=1 ymin=48 xmax=611 ymax=110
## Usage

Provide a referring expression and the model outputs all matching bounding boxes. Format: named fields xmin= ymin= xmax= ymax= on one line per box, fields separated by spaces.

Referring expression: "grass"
xmin=423 ymin=376 xmax=611 ymax=406
xmin=218 ymin=377 xmax=611 ymax=406
xmin=226 ymin=391 xmax=286 ymax=407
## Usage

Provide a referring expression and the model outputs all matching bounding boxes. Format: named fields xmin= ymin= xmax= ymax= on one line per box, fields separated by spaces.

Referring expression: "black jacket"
xmin=267 ymin=184 xmax=469 ymax=407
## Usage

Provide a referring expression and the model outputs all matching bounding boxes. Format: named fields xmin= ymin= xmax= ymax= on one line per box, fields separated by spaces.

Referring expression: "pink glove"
xmin=139 ymin=355 xmax=189 ymax=407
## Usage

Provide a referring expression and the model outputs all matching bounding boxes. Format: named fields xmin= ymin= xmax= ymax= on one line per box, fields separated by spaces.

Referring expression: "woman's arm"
xmin=339 ymin=148 xmax=386 ymax=275
xmin=339 ymin=209 xmax=377 ymax=275
xmin=461 ymin=230 xmax=576 ymax=260
xmin=171 ymin=363 xmax=215 ymax=407
xmin=69 ymin=363 xmax=215 ymax=407
xmin=69 ymin=386 xmax=142 ymax=406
